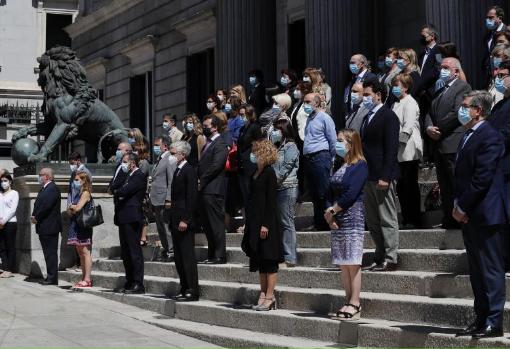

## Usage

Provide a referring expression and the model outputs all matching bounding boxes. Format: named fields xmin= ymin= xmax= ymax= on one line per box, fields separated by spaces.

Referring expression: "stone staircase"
xmin=57 ymin=200 xmax=510 ymax=348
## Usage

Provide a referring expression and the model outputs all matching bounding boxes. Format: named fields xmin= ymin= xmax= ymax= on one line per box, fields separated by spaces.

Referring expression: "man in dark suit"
xmin=360 ymin=80 xmax=400 ymax=272
xmin=31 ymin=167 xmax=62 ymax=285
xmin=453 ymin=90 xmax=507 ymax=339
xmin=416 ymin=24 xmax=440 ymax=99
xmin=343 ymin=53 xmax=377 ymax=117
xmin=483 ymin=6 xmax=507 ymax=85
xmin=112 ymin=152 xmax=147 ymax=294
xmin=425 ymin=57 xmax=472 ymax=229
xmin=169 ymin=141 xmax=199 ymax=301
xmin=248 ymin=69 xmax=269 ymax=117
xmin=198 ymin=115 xmax=229 ymax=264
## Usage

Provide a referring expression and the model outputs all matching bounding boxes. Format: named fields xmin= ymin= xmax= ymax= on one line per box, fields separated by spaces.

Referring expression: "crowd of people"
xmin=1 ymin=5 xmax=510 ymax=339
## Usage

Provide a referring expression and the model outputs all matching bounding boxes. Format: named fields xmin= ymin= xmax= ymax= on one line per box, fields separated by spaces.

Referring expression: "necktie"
xmin=174 ymin=166 xmax=181 ymax=178
xmin=460 ymin=129 xmax=474 ymax=149
xmin=360 ymin=111 xmax=374 ymax=138
xmin=202 ymin=138 xmax=212 ymax=154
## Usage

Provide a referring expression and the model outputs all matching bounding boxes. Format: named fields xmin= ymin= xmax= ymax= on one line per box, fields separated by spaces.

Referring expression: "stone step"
xmin=67 ymin=283 xmax=510 ymax=348
xmin=188 ymin=247 xmax=468 ymax=273
xmin=92 ymin=259 xmax=510 ymax=300
xmin=59 ymin=270 xmax=510 ymax=334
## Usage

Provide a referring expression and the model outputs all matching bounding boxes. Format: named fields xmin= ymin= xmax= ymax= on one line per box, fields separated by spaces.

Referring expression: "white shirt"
xmin=178 ymin=160 xmax=187 ymax=169
xmin=367 ymin=103 xmax=384 ymax=124
xmin=460 ymin=120 xmax=485 ymax=149
xmin=488 ymin=23 xmax=505 ymax=50
xmin=0 ymin=190 xmax=19 ymax=223
xmin=356 ymin=69 xmax=367 ymax=81
xmin=421 ymin=42 xmax=437 ymax=73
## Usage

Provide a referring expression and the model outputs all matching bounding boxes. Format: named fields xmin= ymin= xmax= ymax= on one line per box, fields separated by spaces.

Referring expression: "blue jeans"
xmin=303 ymin=150 xmax=332 ymax=230
xmin=277 ymin=187 xmax=298 ymax=264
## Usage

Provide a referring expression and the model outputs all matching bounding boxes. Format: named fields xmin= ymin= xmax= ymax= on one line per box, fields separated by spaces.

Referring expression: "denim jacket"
xmin=272 ymin=141 xmax=299 ymax=189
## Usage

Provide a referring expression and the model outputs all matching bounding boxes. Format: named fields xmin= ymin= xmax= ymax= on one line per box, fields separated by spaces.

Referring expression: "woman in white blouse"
xmin=391 ymin=73 xmax=423 ymax=229
xmin=0 ymin=173 xmax=19 ymax=278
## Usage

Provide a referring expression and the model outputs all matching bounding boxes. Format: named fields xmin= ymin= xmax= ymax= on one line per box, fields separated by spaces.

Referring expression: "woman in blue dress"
xmin=67 ymin=171 xmax=93 ymax=288
xmin=325 ymin=129 xmax=368 ymax=320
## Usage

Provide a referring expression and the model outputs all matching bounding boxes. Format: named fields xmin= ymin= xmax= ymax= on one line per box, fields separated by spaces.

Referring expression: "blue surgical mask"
xmin=335 ymin=141 xmax=347 ymax=158
xmin=186 ymin=122 xmax=194 ymax=132
xmin=486 ymin=18 xmax=497 ymax=30
xmin=493 ymin=57 xmax=503 ymax=69
xmin=128 ymin=137 xmax=135 ymax=145
xmin=392 ymin=86 xmax=402 ymax=98
xmin=303 ymin=75 xmax=312 ymax=82
xmin=272 ymin=103 xmax=280 ymax=112
xmin=495 ymin=76 xmax=507 ymax=93
xmin=385 ymin=56 xmax=394 ymax=67
xmin=270 ymin=129 xmax=282 ymax=144
xmin=303 ymin=103 xmax=314 ymax=115
xmin=280 ymin=76 xmax=289 ymax=86
xmin=153 ymin=146 xmax=161 ymax=156
xmin=72 ymin=180 xmax=82 ymax=189
xmin=396 ymin=59 xmax=406 ymax=70
xmin=121 ymin=162 xmax=130 ymax=173
xmin=115 ymin=150 xmax=123 ymax=162
xmin=162 ymin=122 xmax=171 ymax=131
xmin=351 ymin=92 xmax=360 ymax=105
xmin=349 ymin=64 xmax=359 ymax=75
xmin=293 ymin=89 xmax=302 ymax=100
xmin=249 ymin=153 xmax=257 ymax=164
xmin=224 ymin=103 xmax=232 ymax=112
xmin=440 ymin=68 xmax=451 ymax=80
xmin=249 ymin=76 xmax=257 ymax=86
xmin=457 ymin=106 xmax=472 ymax=125
xmin=362 ymin=96 xmax=375 ymax=110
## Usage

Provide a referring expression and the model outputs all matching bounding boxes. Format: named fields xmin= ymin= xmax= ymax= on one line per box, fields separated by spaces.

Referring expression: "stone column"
xmin=215 ymin=0 xmax=277 ymax=88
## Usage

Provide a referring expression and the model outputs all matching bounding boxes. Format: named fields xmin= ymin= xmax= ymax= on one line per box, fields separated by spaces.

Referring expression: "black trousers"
xmin=170 ymin=208 xmax=199 ymax=296
xmin=434 ymin=151 xmax=459 ymax=228
xmin=39 ymin=234 xmax=59 ymax=282
xmin=0 ymin=222 xmax=17 ymax=272
xmin=119 ymin=222 xmax=144 ymax=287
xmin=463 ymin=223 xmax=507 ymax=329
xmin=201 ymin=193 xmax=226 ymax=260
xmin=397 ymin=160 xmax=422 ymax=227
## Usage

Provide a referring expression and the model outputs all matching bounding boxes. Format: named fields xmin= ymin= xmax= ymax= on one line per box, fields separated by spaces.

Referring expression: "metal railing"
xmin=0 ymin=102 xmax=43 ymax=124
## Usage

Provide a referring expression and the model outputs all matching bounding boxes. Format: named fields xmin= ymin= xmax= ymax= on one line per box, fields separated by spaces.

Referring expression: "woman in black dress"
xmin=181 ymin=113 xmax=206 ymax=167
xmin=242 ymin=139 xmax=283 ymax=311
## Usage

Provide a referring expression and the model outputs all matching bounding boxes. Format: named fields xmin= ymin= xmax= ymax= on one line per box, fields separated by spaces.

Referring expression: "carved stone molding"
xmin=120 ymin=35 xmax=158 ymax=75
xmin=174 ymin=10 xmax=216 ymax=55
xmin=84 ymin=56 xmax=109 ymax=87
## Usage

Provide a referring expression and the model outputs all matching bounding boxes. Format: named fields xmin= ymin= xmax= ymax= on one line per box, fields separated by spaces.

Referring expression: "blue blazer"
xmin=454 ymin=121 xmax=508 ymax=226
xmin=113 ymin=168 xmax=147 ymax=225
xmin=361 ymin=105 xmax=400 ymax=181
xmin=327 ymin=161 xmax=368 ymax=210
xmin=489 ymin=97 xmax=510 ymax=177
xmin=32 ymin=181 xmax=62 ymax=235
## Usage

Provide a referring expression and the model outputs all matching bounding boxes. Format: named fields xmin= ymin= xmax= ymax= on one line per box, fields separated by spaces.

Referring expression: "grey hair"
xmin=422 ymin=24 xmax=439 ymax=41
xmin=41 ymin=167 xmax=54 ymax=180
xmin=170 ymin=140 xmax=191 ymax=158
xmin=160 ymin=134 xmax=172 ymax=148
xmin=353 ymin=54 xmax=368 ymax=67
xmin=118 ymin=142 xmax=132 ymax=151
xmin=466 ymin=90 xmax=492 ymax=118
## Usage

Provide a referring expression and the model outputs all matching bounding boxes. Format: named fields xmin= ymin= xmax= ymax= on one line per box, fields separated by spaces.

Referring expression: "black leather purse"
xmin=77 ymin=198 xmax=104 ymax=229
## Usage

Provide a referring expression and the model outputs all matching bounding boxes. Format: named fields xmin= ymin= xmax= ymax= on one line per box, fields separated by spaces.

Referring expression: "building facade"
xmin=57 ymin=0 xmax=510 ymax=159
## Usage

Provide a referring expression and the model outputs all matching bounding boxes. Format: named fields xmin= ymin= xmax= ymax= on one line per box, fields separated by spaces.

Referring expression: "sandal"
xmin=340 ymin=303 xmax=361 ymax=321
xmin=331 ymin=303 xmax=350 ymax=320
xmin=73 ymin=280 xmax=93 ymax=288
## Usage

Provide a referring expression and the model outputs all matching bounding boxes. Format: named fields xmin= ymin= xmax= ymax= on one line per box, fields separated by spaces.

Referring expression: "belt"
xmin=304 ymin=149 xmax=329 ymax=158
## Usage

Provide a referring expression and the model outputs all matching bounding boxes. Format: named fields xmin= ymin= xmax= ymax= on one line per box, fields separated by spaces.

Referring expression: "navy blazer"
xmin=171 ymin=162 xmax=197 ymax=223
xmin=32 ymin=181 xmax=62 ymax=235
xmin=327 ymin=161 xmax=368 ymax=210
xmin=113 ymin=168 xmax=147 ymax=225
xmin=361 ymin=105 xmax=400 ymax=181
xmin=454 ymin=122 xmax=507 ymax=226
xmin=489 ymin=97 xmax=510 ymax=177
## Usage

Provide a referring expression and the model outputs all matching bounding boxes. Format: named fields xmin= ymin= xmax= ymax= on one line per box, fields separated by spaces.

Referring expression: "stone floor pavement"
xmin=0 ymin=275 xmax=220 ymax=348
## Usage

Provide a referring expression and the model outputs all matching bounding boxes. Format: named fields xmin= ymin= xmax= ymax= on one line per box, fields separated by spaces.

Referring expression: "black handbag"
xmin=77 ymin=198 xmax=104 ymax=228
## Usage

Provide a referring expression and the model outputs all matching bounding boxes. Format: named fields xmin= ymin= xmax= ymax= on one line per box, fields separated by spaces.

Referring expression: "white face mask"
xmin=293 ymin=90 xmax=302 ymax=99
xmin=217 ymin=94 xmax=224 ymax=102
xmin=303 ymin=76 xmax=311 ymax=83
xmin=121 ymin=162 xmax=130 ymax=173
xmin=206 ymin=102 xmax=215 ymax=111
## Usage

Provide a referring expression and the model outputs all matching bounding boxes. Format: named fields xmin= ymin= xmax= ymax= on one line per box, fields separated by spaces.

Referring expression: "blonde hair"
xmin=129 ymin=128 xmax=144 ymax=144
xmin=75 ymin=171 xmax=92 ymax=194
xmin=252 ymin=139 xmax=278 ymax=167
xmin=272 ymin=93 xmax=292 ymax=112
xmin=229 ymin=84 xmax=247 ymax=103
xmin=338 ymin=129 xmax=365 ymax=165
xmin=399 ymin=48 xmax=420 ymax=73
xmin=184 ymin=113 xmax=203 ymax=136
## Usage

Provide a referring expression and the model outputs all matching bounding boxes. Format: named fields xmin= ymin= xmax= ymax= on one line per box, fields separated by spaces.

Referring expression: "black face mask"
xmin=420 ymin=36 xmax=429 ymax=46
xmin=203 ymin=127 xmax=212 ymax=137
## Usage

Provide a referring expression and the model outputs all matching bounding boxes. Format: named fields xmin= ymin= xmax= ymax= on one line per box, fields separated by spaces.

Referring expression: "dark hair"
xmin=495 ymin=31 xmax=510 ymax=43
xmin=274 ymin=119 xmax=295 ymax=143
xmin=362 ymin=79 xmax=387 ymax=102
xmin=160 ymin=134 xmax=172 ymax=148
xmin=229 ymin=96 xmax=243 ymax=115
xmin=489 ymin=6 xmax=505 ymax=21
xmin=204 ymin=114 xmax=222 ymax=129
xmin=422 ymin=24 xmax=439 ymax=40
xmin=281 ymin=68 xmax=298 ymax=87
xmin=207 ymin=94 xmax=221 ymax=106
xmin=0 ymin=173 xmax=13 ymax=183
xmin=244 ymin=104 xmax=257 ymax=122
xmin=163 ymin=114 xmax=177 ymax=123
xmin=438 ymin=41 xmax=460 ymax=59
xmin=498 ymin=59 xmax=510 ymax=71
xmin=123 ymin=152 xmax=139 ymax=166
xmin=296 ymin=81 xmax=313 ymax=95
xmin=68 ymin=151 xmax=82 ymax=162
xmin=248 ymin=68 xmax=264 ymax=82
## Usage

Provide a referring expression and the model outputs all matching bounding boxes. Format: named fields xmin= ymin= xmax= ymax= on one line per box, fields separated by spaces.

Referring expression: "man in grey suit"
xmin=425 ymin=57 xmax=472 ymax=229
xmin=150 ymin=135 xmax=177 ymax=262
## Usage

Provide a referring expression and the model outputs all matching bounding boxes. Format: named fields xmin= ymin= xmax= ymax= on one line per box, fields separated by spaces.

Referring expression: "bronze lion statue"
xmin=12 ymin=46 xmax=128 ymax=163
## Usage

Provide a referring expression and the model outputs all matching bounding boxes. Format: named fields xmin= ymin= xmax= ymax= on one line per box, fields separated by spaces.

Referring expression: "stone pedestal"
xmin=13 ymin=169 xmax=118 ymax=278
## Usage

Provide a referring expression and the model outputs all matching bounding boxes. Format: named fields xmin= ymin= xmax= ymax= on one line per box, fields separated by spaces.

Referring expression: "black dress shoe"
xmin=198 ymin=259 xmax=213 ymax=264
xmin=372 ymin=261 xmax=398 ymax=272
xmin=174 ymin=292 xmax=199 ymax=302
xmin=40 ymin=279 xmax=58 ymax=286
xmin=205 ymin=258 xmax=226 ymax=264
xmin=472 ymin=325 xmax=503 ymax=339
xmin=456 ymin=321 xmax=484 ymax=336
xmin=124 ymin=284 xmax=145 ymax=294
xmin=362 ymin=262 xmax=378 ymax=271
